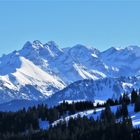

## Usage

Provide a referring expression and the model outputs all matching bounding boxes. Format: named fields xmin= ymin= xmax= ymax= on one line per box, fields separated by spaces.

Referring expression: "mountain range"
xmin=0 ymin=40 xmax=140 ymax=109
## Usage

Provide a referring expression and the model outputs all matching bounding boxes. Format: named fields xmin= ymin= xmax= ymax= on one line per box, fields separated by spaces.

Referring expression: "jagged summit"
xmin=20 ymin=40 xmax=62 ymax=58
xmin=45 ymin=41 xmax=59 ymax=48
xmin=32 ymin=40 xmax=44 ymax=49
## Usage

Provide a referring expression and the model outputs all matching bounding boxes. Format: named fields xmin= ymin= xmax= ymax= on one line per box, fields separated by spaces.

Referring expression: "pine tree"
xmin=122 ymin=93 xmax=130 ymax=105
xmin=115 ymin=106 xmax=122 ymax=119
xmin=100 ymin=104 xmax=115 ymax=125
xmin=121 ymin=103 xmax=128 ymax=119
xmin=134 ymin=95 xmax=140 ymax=112
xmin=131 ymin=89 xmax=138 ymax=103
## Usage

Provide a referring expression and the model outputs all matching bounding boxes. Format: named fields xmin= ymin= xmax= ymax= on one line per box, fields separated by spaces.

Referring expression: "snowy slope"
xmin=0 ymin=56 xmax=65 ymax=103
xmin=1 ymin=76 xmax=139 ymax=111
xmin=52 ymin=104 xmax=140 ymax=128
xmin=46 ymin=76 xmax=140 ymax=106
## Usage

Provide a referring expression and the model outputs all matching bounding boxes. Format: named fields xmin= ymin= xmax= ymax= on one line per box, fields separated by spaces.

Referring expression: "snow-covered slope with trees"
xmin=52 ymin=104 xmax=140 ymax=128
xmin=46 ymin=77 xmax=140 ymax=106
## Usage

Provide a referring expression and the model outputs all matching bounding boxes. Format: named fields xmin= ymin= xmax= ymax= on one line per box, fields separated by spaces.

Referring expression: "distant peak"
xmin=32 ymin=40 xmax=43 ymax=48
xmin=126 ymin=45 xmax=140 ymax=57
xmin=44 ymin=41 xmax=59 ymax=49
xmin=33 ymin=40 xmax=42 ymax=44
xmin=106 ymin=46 xmax=140 ymax=53
xmin=23 ymin=41 xmax=32 ymax=48
xmin=71 ymin=44 xmax=99 ymax=53
xmin=127 ymin=45 xmax=140 ymax=50
xmin=73 ymin=44 xmax=88 ymax=49
xmin=110 ymin=47 xmax=121 ymax=51
xmin=22 ymin=40 xmax=44 ymax=50
xmin=44 ymin=41 xmax=63 ymax=54
xmin=47 ymin=41 xmax=57 ymax=46
xmin=105 ymin=46 xmax=122 ymax=53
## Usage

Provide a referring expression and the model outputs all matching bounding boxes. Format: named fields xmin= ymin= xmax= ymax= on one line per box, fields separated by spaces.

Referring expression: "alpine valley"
xmin=0 ymin=40 xmax=140 ymax=110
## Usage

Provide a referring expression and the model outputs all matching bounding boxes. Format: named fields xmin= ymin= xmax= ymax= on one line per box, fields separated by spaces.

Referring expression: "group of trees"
xmin=131 ymin=89 xmax=140 ymax=112
xmin=0 ymin=89 xmax=140 ymax=139
xmin=42 ymin=112 xmax=133 ymax=140
xmin=6 ymin=103 xmax=138 ymax=140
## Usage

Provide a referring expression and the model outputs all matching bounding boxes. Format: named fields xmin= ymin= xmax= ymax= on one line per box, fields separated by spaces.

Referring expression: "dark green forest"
xmin=0 ymin=89 xmax=140 ymax=140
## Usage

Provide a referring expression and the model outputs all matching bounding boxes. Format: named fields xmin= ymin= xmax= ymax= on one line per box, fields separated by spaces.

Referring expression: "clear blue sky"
xmin=0 ymin=0 xmax=140 ymax=56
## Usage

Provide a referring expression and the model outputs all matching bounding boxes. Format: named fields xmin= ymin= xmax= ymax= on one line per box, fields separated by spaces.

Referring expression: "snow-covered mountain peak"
xmin=21 ymin=41 xmax=39 ymax=55
xmin=101 ymin=47 xmax=121 ymax=56
xmin=22 ymin=40 xmax=47 ymax=51
xmin=45 ymin=41 xmax=58 ymax=48
xmin=44 ymin=41 xmax=63 ymax=56
xmin=126 ymin=45 xmax=140 ymax=57
xmin=32 ymin=40 xmax=44 ymax=49
xmin=68 ymin=44 xmax=99 ymax=59
xmin=19 ymin=40 xmax=62 ymax=62
xmin=1 ymin=40 xmax=140 ymax=105
xmin=22 ymin=41 xmax=32 ymax=48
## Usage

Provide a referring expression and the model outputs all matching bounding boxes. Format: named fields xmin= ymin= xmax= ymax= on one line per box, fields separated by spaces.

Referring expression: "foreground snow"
xmin=51 ymin=104 xmax=140 ymax=128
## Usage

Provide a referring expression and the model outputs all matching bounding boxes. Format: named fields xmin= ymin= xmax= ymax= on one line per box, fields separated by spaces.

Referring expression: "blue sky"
xmin=0 ymin=0 xmax=140 ymax=56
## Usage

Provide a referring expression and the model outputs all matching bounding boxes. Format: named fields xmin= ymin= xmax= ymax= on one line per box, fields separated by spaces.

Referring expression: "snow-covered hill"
xmin=51 ymin=104 xmax=140 ymax=128
xmin=46 ymin=76 xmax=140 ymax=106
xmin=0 ymin=40 xmax=140 ymax=105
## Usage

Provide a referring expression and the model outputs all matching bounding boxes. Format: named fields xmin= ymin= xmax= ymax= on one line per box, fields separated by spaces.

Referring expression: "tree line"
xmin=6 ymin=103 xmax=139 ymax=140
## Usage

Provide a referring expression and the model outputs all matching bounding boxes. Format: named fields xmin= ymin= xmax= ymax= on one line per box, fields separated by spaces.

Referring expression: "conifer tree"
xmin=131 ymin=89 xmax=138 ymax=103
xmin=134 ymin=95 xmax=140 ymax=112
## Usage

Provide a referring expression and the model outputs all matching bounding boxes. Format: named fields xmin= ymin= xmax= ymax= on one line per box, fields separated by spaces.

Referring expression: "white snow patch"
xmin=52 ymin=104 xmax=140 ymax=128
